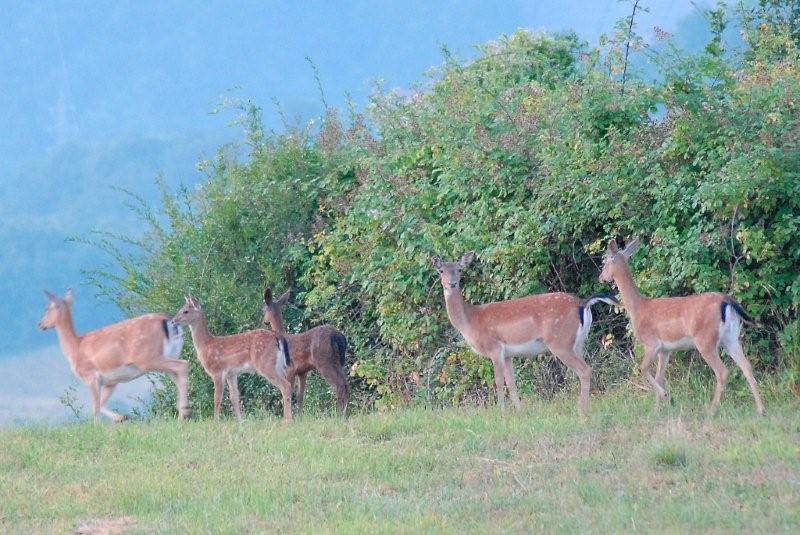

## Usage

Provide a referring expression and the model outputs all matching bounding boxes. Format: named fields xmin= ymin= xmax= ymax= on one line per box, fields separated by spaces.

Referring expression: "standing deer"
xmin=37 ymin=288 xmax=190 ymax=422
xmin=599 ymin=238 xmax=765 ymax=415
xmin=432 ymin=252 xmax=618 ymax=415
xmin=172 ymin=295 xmax=293 ymax=422
xmin=261 ymin=288 xmax=349 ymax=416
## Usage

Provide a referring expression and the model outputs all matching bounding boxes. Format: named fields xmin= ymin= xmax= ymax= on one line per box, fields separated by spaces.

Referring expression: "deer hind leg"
xmin=149 ymin=359 xmax=191 ymax=419
xmin=226 ymin=374 xmax=243 ymax=421
xmin=502 ymin=355 xmax=522 ymax=411
xmin=552 ymin=348 xmax=592 ymax=416
xmin=697 ymin=342 xmax=729 ymax=415
xmin=296 ymin=371 xmax=308 ymax=414
xmin=725 ymin=339 xmax=765 ymax=416
xmin=318 ymin=364 xmax=349 ymax=417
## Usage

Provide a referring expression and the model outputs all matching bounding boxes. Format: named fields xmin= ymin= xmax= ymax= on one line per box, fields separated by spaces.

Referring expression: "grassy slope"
xmin=1 ymin=391 xmax=798 ymax=534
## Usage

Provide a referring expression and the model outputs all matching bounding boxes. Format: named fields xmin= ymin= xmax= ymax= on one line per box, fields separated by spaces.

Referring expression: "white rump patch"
xmin=719 ymin=309 xmax=743 ymax=349
xmin=573 ymin=306 xmax=593 ymax=356
xmin=163 ymin=321 xmax=184 ymax=359
xmin=275 ymin=338 xmax=289 ymax=379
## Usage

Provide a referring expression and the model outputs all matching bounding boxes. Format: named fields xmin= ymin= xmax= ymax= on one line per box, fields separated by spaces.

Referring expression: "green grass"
xmin=1 ymin=390 xmax=799 ymax=534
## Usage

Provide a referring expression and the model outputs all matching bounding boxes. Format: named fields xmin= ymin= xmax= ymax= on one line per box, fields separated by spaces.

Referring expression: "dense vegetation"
xmin=93 ymin=1 xmax=800 ymax=417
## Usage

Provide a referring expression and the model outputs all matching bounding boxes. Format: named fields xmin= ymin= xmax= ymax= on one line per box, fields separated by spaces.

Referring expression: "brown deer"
xmin=599 ymin=238 xmax=765 ymax=415
xmin=261 ymin=288 xmax=349 ymax=416
xmin=37 ymin=288 xmax=190 ymax=422
xmin=432 ymin=252 xmax=618 ymax=415
xmin=172 ymin=295 xmax=293 ymax=421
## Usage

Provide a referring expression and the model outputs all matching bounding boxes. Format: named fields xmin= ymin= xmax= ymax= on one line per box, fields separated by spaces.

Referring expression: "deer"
xmin=172 ymin=295 xmax=293 ymax=422
xmin=599 ymin=238 xmax=765 ymax=416
xmin=431 ymin=252 xmax=618 ymax=415
xmin=37 ymin=288 xmax=190 ymax=422
xmin=261 ymin=288 xmax=349 ymax=416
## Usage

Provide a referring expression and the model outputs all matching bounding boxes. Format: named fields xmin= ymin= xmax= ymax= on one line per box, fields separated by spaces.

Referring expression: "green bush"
xmin=92 ymin=2 xmax=800 ymax=417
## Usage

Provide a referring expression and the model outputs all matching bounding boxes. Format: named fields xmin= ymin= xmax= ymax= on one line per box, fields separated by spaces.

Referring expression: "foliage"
xmin=94 ymin=2 xmax=800 ymax=416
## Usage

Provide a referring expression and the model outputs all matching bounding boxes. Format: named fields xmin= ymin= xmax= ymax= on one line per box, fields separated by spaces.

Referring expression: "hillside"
xmin=1 ymin=393 xmax=797 ymax=532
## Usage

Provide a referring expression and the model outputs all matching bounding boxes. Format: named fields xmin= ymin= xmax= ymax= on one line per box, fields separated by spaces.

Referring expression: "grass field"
xmin=1 ymin=389 xmax=798 ymax=534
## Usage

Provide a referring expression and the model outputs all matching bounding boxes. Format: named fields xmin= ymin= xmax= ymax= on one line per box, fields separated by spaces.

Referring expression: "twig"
xmin=621 ymin=0 xmax=641 ymax=96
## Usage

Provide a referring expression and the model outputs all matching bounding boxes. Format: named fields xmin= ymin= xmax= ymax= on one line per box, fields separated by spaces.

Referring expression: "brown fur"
xmin=37 ymin=288 xmax=190 ymax=422
xmin=432 ymin=252 xmax=615 ymax=415
xmin=599 ymin=238 xmax=764 ymax=415
xmin=173 ymin=295 xmax=293 ymax=422
xmin=262 ymin=288 xmax=349 ymax=416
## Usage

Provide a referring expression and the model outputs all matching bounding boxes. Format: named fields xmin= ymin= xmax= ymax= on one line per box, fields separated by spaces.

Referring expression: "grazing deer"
xmin=37 ymin=288 xmax=190 ymax=422
xmin=262 ymin=288 xmax=349 ymax=416
xmin=599 ymin=238 xmax=765 ymax=415
xmin=172 ymin=295 xmax=293 ymax=422
xmin=432 ymin=252 xmax=618 ymax=415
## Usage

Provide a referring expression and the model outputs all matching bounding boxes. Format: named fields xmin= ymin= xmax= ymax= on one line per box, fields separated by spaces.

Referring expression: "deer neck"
xmin=443 ymin=286 xmax=475 ymax=333
xmin=614 ymin=261 xmax=645 ymax=317
xmin=187 ymin=314 xmax=213 ymax=357
xmin=53 ymin=308 xmax=82 ymax=368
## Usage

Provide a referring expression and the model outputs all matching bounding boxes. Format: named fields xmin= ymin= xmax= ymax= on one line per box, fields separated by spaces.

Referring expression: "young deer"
xmin=432 ymin=252 xmax=618 ymax=415
xmin=173 ymin=295 xmax=293 ymax=421
xmin=262 ymin=288 xmax=349 ymax=416
xmin=37 ymin=289 xmax=190 ymax=422
xmin=599 ymin=238 xmax=765 ymax=415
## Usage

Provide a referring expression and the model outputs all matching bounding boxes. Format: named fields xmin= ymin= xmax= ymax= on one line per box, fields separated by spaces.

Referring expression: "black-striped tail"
xmin=578 ymin=293 xmax=620 ymax=325
xmin=331 ymin=332 xmax=347 ymax=367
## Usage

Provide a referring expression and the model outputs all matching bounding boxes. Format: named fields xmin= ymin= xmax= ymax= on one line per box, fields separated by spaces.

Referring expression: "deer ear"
xmin=607 ymin=240 xmax=619 ymax=254
xmin=277 ymin=290 xmax=291 ymax=307
xmin=44 ymin=289 xmax=57 ymax=302
xmin=431 ymin=257 xmax=443 ymax=270
xmin=458 ymin=251 xmax=475 ymax=268
xmin=622 ymin=238 xmax=641 ymax=259
xmin=263 ymin=288 xmax=273 ymax=304
xmin=64 ymin=288 xmax=74 ymax=305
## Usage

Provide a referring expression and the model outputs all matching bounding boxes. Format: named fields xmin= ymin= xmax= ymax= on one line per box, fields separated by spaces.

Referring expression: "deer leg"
xmin=226 ymin=374 xmax=243 ymax=421
xmin=490 ymin=352 xmax=506 ymax=412
xmin=279 ymin=379 xmax=293 ymax=423
xmin=148 ymin=359 xmax=191 ymax=419
xmin=698 ymin=343 xmax=729 ymax=415
xmin=502 ymin=355 xmax=522 ymax=411
xmin=640 ymin=345 xmax=664 ymax=402
xmin=318 ymin=364 xmax=349 ymax=417
xmin=553 ymin=348 xmax=592 ymax=416
xmin=654 ymin=350 xmax=671 ymax=403
xmin=296 ymin=371 xmax=308 ymax=414
xmin=86 ymin=376 xmax=102 ymax=423
xmin=212 ymin=374 xmax=224 ymax=421
xmin=725 ymin=339 xmax=765 ymax=416
xmin=98 ymin=385 xmax=126 ymax=423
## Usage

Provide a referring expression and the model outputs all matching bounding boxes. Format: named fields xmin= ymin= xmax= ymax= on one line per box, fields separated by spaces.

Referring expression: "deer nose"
xmin=449 ymin=282 xmax=458 ymax=288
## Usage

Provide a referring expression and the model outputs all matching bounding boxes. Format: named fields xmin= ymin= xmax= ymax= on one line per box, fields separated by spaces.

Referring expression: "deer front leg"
xmin=86 ymin=376 xmax=102 ymax=423
xmin=490 ymin=352 xmax=506 ymax=412
xmin=654 ymin=350 xmax=671 ymax=404
xmin=640 ymin=346 xmax=664 ymax=404
xmin=226 ymin=374 xmax=243 ymax=421
xmin=502 ymin=355 xmax=522 ymax=411
xmin=99 ymin=385 xmax=126 ymax=423
xmin=212 ymin=375 xmax=224 ymax=421
xmin=296 ymin=372 xmax=308 ymax=414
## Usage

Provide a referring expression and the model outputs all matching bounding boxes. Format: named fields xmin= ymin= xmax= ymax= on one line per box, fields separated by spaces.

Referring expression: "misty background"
xmin=0 ymin=0 xmax=707 ymax=424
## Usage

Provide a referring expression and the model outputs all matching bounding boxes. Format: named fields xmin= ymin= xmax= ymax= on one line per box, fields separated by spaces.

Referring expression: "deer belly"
xmin=505 ymin=339 xmax=548 ymax=357
xmin=100 ymin=365 xmax=144 ymax=385
xmin=660 ymin=337 xmax=695 ymax=351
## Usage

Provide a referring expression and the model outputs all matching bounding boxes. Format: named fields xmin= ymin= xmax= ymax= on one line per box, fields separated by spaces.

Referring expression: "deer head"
xmin=431 ymin=252 xmax=475 ymax=291
xmin=599 ymin=238 xmax=641 ymax=284
xmin=262 ymin=287 xmax=290 ymax=333
xmin=37 ymin=289 xmax=74 ymax=331
xmin=172 ymin=295 xmax=204 ymax=325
